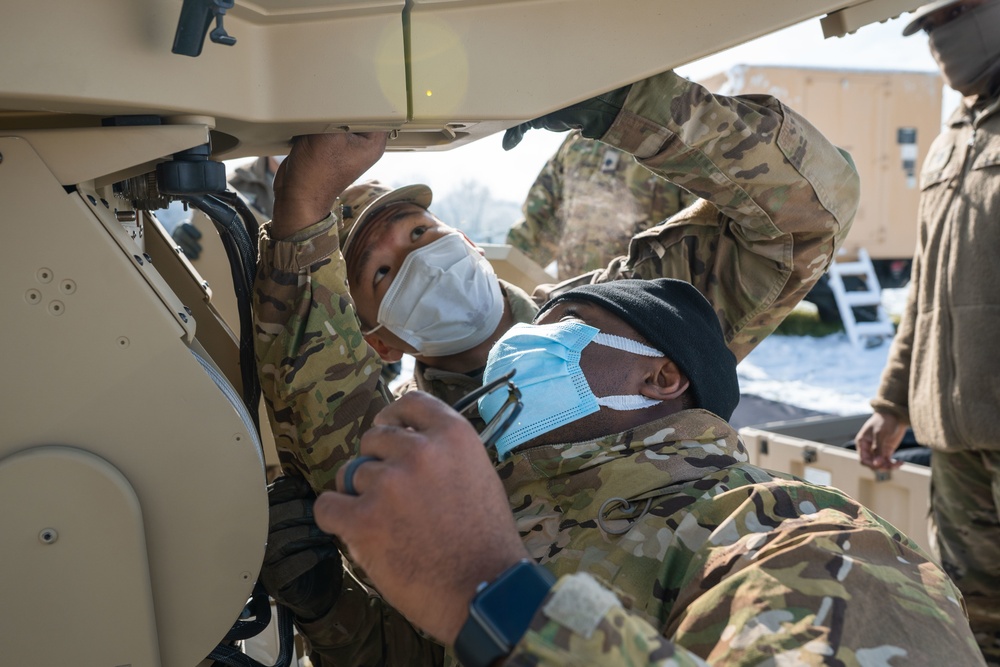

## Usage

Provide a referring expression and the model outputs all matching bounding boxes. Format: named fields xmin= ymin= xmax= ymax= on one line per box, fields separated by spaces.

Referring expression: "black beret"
xmin=536 ymin=278 xmax=739 ymax=420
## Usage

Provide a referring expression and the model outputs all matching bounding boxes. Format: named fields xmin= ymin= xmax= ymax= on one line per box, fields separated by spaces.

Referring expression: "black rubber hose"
xmin=207 ymin=604 xmax=295 ymax=667
xmin=213 ymin=190 xmax=261 ymax=252
xmin=183 ymin=194 xmax=260 ymax=435
xmin=225 ymin=582 xmax=272 ymax=641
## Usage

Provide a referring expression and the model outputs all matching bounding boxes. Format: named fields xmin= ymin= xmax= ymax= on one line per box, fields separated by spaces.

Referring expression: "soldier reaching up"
xmin=253 ymin=70 xmax=979 ymax=664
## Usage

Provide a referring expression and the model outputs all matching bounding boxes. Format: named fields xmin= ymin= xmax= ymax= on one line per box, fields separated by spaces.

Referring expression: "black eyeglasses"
xmin=451 ymin=370 xmax=523 ymax=450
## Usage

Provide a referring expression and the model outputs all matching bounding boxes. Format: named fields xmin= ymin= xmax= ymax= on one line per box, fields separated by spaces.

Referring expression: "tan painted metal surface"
xmin=0 ymin=447 xmax=162 ymax=666
xmin=481 ymin=243 xmax=552 ymax=295
xmin=0 ymin=136 xmax=267 ymax=667
xmin=0 ymin=0 xmax=925 ymax=157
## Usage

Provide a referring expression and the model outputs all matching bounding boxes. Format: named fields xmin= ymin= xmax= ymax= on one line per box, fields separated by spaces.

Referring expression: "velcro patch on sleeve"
xmin=541 ymin=572 xmax=621 ymax=638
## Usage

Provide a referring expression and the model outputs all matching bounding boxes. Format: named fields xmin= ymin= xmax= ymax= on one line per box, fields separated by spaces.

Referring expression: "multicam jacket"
xmin=230 ymin=156 xmax=277 ymax=219
xmin=503 ymin=412 xmax=981 ymax=665
xmin=507 ymin=130 xmax=699 ymax=279
xmin=252 ymin=70 xmax=897 ymax=664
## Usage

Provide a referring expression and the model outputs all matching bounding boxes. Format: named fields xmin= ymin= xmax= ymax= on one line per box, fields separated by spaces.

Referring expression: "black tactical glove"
xmin=261 ymin=475 xmax=343 ymax=621
xmin=171 ymin=222 xmax=203 ymax=260
xmin=502 ymin=84 xmax=632 ymax=151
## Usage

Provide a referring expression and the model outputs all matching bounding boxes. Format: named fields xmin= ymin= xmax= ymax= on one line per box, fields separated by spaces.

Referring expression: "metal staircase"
xmin=827 ymin=248 xmax=896 ymax=348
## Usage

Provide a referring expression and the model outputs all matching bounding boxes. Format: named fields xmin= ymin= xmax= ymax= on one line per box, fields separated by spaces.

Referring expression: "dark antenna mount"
xmin=172 ymin=0 xmax=237 ymax=58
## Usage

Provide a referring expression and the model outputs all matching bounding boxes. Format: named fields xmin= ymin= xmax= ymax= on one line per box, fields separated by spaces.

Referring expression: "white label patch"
xmin=542 ymin=573 xmax=621 ymax=639
xmin=803 ymin=467 xmax=832 ymax=488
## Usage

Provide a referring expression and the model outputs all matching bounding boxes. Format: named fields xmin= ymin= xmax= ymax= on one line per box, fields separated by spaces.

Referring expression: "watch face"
xmin=470 ymin=561 xmax=555 ymax=648
xmin=473 ymin=579 xmax=529 ymax=646
xmin=457 ymin=561 xmax=556 ymax=667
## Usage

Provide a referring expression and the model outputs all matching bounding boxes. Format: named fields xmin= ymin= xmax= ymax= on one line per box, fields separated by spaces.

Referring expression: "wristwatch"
xmin=453 ymin=559 xmax=556 ymax=667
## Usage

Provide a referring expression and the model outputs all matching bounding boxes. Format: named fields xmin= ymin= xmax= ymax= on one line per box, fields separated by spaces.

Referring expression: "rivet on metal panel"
xmin=240 ymin=571 xmax=251 ymax=581
xmin=25 ymin=289 xmax=42 ymax=305
xmin=48 ymin=301 xmax=65 ymax=316
xmin=59 ymin=279 xmax=76 ymax=295
xmin=234 ymin=434 xmax=243 ymax=443
xmin=39 ymin=528 xmax=58 ymax=544
xmin=116 ymin=336 xmax=130 ymax=349
xmin=803 ymin=447 xmax=818 ymax=464
xmin=37 ymin=267 xmax=54 ymax=283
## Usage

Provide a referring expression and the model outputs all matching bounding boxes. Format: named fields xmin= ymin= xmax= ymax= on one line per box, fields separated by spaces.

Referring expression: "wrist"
xmin=453 ymin=559 xmax=555 ymax=667
xmin=269 ymin=201 xmax=334 ymax=240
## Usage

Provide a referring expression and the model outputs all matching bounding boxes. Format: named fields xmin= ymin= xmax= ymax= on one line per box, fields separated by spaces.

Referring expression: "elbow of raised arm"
xmin=833 ymin=146 xmax=862 ymax=240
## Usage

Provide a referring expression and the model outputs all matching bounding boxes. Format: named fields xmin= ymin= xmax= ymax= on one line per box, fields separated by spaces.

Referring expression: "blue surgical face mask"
xmin=479 ymin=321 xmax=664 ymax=459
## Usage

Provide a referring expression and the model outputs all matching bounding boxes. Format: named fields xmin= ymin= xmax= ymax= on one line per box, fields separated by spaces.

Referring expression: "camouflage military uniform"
xmin=230 ymin=156 xmax=276 ymax=219
xmin=507 ymin=130 xmax=698 ymax=279
xmin=872 ymin=88 xmax=1000 ymax=663
xmin=254 ymin=71 xmax=981 ymax=664
xmin=503 ymin=412 xmax=981 ymax=664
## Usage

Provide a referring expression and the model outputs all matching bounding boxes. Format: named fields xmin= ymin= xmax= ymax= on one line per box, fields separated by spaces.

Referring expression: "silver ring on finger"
xmin=342 ymin=455 xmax=379 ymax=496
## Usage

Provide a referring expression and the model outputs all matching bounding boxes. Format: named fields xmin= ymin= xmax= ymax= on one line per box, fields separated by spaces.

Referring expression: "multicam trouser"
xmin=931 ymin=449 xmax=1000 ymax=666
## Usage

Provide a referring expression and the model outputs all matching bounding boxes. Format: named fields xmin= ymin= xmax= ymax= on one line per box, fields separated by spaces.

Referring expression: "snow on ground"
xmin=737 ymin=286 xmax=908 ymax=416
xmin=737 ymin=333 xmax=889 ymax=416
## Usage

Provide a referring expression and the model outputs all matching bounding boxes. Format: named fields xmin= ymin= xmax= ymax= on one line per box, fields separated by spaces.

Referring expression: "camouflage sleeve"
xmin=508 ymin=573 xmax=711 ymax=666
xmin=255 ymin=217 xmax=441 ymax=665
xmin=506 ymin=133 xmax=571 ymax=267
xmin=254 ymin=213 xmax=389 ymax=494
xmin=547 ymin=71 xmax=860 ymax=363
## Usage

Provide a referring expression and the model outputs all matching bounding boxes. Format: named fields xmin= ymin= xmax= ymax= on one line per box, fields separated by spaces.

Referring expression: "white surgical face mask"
xmin=364 ymin=233 xmax=504 ymax=357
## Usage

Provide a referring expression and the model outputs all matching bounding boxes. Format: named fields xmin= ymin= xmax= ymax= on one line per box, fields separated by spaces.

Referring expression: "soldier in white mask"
xmin=338 ymin=182 xmax=513 ymax=367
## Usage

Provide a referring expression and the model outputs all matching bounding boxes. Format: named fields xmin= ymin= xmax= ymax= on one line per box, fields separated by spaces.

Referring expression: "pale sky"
xmin=358 ymin=10 xmax=953 ymax=205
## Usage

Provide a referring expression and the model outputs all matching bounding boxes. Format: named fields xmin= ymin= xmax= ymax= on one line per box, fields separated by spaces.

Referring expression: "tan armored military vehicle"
xmin=0 ymin=1 xmax=931 ymax=665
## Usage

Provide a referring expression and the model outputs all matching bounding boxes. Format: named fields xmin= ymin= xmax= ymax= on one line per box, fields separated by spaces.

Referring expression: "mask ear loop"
xmin=591 ymin=332 xmax=662 ymax=357
xmin=362 ymin=322 xmax=384 ymax=336
xmin=598 ymin=497 xmax=654 ymax=535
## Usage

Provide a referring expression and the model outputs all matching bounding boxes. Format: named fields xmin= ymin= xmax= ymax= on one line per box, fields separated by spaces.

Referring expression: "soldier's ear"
xmin=364 ymin=332 xmax=405 ymax=363
xmin=639 ymin=357 xmax=689 ymax=402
